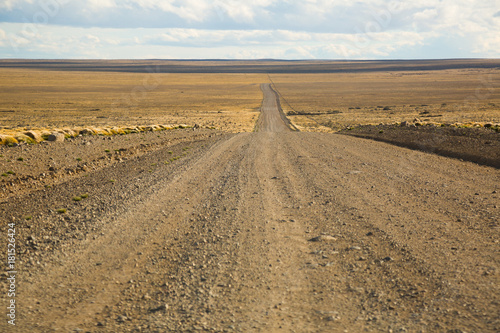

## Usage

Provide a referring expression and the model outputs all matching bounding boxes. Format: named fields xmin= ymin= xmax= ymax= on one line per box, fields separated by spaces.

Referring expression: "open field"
xmin=0 ymin=68 xmax=266 ymax=136
xmin=270 ymin=68 xmax=500 ymax=132
xmin=1 ymin=60 xmax=499 ymax=145
xmin=0 ymin=60 xmax=499 ymax=332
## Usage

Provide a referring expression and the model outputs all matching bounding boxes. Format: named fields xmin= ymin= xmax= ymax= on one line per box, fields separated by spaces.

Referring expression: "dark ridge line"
xmin=1 ymin=59 xmax=499 ymax=74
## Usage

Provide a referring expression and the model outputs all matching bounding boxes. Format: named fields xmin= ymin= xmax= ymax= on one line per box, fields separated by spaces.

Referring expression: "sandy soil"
xmin=0 ymin=85 xmax=499 ymax=332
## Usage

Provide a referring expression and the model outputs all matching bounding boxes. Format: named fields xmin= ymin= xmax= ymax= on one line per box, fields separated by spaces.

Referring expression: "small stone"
xmin=309 ymin=235 xmax=337 ymax=242
xmin=325 ymin=312 xmax=340 ymax=321
xmin=47 ymin=132 xmax=65 ymax=142
xmin=116 ymin=315 xmax=127 ymax=322
xmin=350 ymin=246 xmax=362 ymax=250
xmin=149 ymin=304 xmax=168 ymax=312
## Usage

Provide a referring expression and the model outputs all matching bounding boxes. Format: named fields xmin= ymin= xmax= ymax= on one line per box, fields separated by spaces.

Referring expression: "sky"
xmin=0 ymin=0 xmax=499 ymax=60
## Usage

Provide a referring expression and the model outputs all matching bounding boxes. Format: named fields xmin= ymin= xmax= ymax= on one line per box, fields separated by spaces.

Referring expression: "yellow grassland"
xmin=270 ymin=69 xmax=500 ymax=132
xmin=1 ymin=67 xmax=499 ymax=144
xmin=0 ymin=69 xmax=267 ymax=142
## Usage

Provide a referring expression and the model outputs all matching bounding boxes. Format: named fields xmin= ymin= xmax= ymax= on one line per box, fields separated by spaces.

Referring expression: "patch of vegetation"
xmin=109 ymin=179 xmax=116 ymax=183
xmin=1 ymin=173 xmax=8 ymax=177
xmin=105 ymin=149 xmax=110 ymax=153
xmin=81 ymin=194 xmax=89 ymax=199
xmin=7 ymin=171 xmax=15 ymax=175
xmin=168 ymin=151 xmax=173 ymax=155
xmin=57 ymin=208 xmax=67 ymax=214
xmin=72 ymin=196 xmax=82 ymax=202
xmin=25 ymin=216 xmax=32 ymax=220
xmin=76 ymin=157 xmax=82 ymax=161
xmin=14 ymin=135 xmax=35 ymax=144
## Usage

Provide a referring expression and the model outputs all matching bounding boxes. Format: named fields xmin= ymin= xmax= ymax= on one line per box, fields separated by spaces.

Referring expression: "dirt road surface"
xmin=2 ymin=84 xmax=499 ymax=332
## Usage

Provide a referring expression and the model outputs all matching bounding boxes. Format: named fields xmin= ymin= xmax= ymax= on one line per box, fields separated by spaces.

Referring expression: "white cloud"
xmin=0 ymin=1 xmax=499 ymax=59
xmin=413 ymin=8 xmax=438 ymax=22
xmin=83 ymin=34 xmax=100 ymax=44
xmin=0 ymin=0 xmax=16 ymax=11
xmin=472 ymin=32 xmax=500 ymax=57
xmin=215 ymin=1 xmax=258 ymax=23
xmin=284 ymin=46 xmax=316 ymax=59
xmin=87 ymin=0 xmax=117 ymax=9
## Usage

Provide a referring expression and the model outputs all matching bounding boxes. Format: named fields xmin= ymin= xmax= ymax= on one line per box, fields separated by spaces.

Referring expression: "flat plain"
xmin=0 ymin=59 xmax=499 ymax=333
xmin=0 ymin=68 xmax=266 ymax=133
xmin=270 ymin=68 xmax=500 ymax=131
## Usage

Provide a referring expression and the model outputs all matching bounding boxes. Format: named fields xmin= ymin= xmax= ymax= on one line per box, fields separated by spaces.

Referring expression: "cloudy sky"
xmin=0 ymin=0 xmax=499 ymax=59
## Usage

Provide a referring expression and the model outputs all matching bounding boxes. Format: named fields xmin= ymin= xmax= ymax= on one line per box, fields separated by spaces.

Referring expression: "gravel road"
xmin=2 ymin=84 xmax=499 ymax=332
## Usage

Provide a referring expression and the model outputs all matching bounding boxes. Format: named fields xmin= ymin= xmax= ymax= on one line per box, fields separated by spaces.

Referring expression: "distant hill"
xmin=0 ymin=59 xmax=499 ymax=73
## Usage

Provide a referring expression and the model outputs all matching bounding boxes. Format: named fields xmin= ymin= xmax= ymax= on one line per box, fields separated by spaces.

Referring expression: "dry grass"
xmin=2 ymin=62 xmax=499 ymax=139
xmin=270 ymin=69 xmax=500 ymax=131
xmin=0 ymin=123 xmax=192 ymax=145
xmin=0 ymin=69 xmax=266 ymax=137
